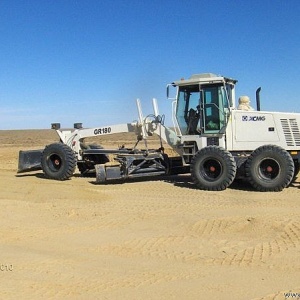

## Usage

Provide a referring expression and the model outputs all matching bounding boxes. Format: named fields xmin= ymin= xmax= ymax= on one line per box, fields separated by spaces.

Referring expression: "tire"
xmin=191 ymin=146 xmax=237 ymax=191
xmin=245 ymin=145 xmax=294 ymax=192
xmin=41 ymin=143 xmax=76 ymax=180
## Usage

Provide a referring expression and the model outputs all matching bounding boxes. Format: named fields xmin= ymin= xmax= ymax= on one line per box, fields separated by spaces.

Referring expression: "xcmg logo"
xmin=242 ymin=116 xmax=266 ymax=121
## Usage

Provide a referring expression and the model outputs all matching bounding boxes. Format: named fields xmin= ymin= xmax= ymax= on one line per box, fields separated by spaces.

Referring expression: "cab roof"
xmin=172 ymin=73 xmax=238 ymax=87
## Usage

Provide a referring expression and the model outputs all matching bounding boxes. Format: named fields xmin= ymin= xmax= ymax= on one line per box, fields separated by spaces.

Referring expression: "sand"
xmin=0 ymin=129 xmax=299 ymax=299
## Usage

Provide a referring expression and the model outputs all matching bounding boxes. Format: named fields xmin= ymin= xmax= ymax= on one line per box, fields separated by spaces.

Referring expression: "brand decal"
xmin=242 ymin=116 xmax=266 ymax=121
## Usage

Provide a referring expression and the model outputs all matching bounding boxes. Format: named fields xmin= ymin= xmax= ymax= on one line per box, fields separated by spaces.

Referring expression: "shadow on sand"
xmin=15 ymin=172 xmax=299 ymax=191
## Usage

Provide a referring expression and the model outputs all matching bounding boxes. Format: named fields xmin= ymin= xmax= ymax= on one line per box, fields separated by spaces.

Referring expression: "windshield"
xmin=175 ymin=84 xmax=230 ymax=135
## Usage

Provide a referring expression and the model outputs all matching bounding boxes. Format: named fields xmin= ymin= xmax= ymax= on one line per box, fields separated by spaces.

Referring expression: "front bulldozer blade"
xmin=17 ymin=149 xmax=43 ymax=173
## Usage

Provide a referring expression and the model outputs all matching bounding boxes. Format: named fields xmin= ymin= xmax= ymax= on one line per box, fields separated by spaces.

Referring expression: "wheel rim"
xmin=47 ymin=154 xmax=63 ymax=172
xmin=201 ymin=158 xmax=223 ymax=181
xmin=258 ymin=158 xmax=280 ymax=180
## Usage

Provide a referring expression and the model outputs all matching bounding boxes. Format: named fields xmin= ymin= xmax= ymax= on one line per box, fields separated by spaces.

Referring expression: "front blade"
xmin=17 ymin=149 xmax=43 ymax=173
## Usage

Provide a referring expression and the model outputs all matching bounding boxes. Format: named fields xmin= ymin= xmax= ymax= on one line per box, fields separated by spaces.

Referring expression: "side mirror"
xmin=166 ymin=84 xmax=170 ymax=98
xmin=166 ymin=84 xmax=176 ymax=100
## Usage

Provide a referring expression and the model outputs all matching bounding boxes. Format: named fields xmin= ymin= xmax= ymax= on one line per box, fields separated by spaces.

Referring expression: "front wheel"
xmin=41 ymin=143 xmax=76 ymax=180
xmin=191 ymin=146 xmax=237 ymax=191
xmin=245 ymin=145 xmax=294 ymax=192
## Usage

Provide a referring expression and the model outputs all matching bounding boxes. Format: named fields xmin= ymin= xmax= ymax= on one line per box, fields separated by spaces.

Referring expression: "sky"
xmin=1 ymin=0 xmax=300 ymax=130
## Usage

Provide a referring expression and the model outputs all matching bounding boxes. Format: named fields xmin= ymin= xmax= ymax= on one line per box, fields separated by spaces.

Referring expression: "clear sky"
xmin=1 ymin=0 xmax=300 ymax=130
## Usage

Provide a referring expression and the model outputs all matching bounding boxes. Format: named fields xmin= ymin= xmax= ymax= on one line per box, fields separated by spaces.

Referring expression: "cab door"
xmin=202 ymin=86 xmax=229 ymax=134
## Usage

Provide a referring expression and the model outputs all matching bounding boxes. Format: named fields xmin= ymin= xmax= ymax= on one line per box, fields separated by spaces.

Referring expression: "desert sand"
xmin=0 ymin=129 xmax=299 ymax=299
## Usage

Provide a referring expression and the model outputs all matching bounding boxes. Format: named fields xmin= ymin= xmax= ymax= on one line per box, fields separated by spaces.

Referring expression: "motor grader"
xmin=18 ymin=73 xmax=300 ymax=191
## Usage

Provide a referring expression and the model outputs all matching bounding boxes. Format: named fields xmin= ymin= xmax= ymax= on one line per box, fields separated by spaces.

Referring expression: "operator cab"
xmin=170 ymin=73 xmax=237 ymax=136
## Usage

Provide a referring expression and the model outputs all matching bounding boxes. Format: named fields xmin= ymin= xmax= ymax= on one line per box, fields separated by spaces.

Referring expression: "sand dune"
xmin=0 ymin=129 xmax=299 ymax=299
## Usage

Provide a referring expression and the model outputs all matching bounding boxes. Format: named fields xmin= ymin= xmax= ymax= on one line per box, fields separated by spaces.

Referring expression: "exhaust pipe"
xmin=256 ymin=87 xmax=261 ymax=111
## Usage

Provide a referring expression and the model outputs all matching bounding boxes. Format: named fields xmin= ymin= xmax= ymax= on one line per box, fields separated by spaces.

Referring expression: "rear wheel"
xmin=245 ymin=145 xmax=294 ymax=191
xmin=41 ymin=143 xmax=76 ymax=180
xmin=191 ymin=146 xmax=237 ymax=191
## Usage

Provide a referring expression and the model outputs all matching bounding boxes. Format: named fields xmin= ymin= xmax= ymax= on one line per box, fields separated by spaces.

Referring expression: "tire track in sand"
xmin=85 ymin=215 xmax=300 ymax=268
xmin=217 ymin=220 xmax=300 ymax=267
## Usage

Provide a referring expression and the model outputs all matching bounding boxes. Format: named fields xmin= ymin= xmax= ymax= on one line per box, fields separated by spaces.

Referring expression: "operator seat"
xmin=187 ymin=107 xmax=200 ymax=134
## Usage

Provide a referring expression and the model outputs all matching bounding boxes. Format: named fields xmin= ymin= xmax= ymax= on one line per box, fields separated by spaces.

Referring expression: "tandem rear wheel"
xmin=245 ymin=145 xmax=294 ymax=192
